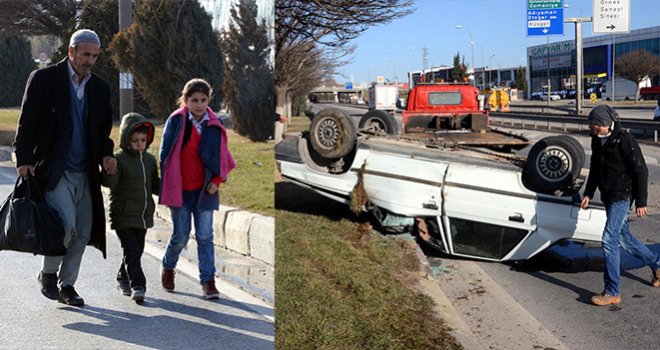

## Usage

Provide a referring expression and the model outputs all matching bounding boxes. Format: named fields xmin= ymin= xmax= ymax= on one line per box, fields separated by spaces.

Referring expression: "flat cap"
xmin=69 ymin=29 xmax=101 ymax=47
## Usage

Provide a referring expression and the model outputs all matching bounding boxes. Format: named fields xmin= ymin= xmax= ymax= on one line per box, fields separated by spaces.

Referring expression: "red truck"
xmin=355 ymin=83 xmax=529 ymax=150
xmin=640 ymin=86 xmax=660 ymax=100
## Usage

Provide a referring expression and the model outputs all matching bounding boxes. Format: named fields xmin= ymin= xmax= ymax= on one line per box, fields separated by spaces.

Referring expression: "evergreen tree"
xmin=0 ymin=35 xmax=37 ymax=107
xmin=513 ymin=66 xmax=527 ymax=93
xmin=451 ymin=52 xmax=467 ymax=83
xmin=109 ymin=0 xmax=224 ymax=119
xmin=222 ymin=0 xmax=274 ymax=142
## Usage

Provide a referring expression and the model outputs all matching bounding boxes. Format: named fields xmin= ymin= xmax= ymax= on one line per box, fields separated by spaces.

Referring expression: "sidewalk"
xmin=95 ymin=169 xmax=275 ymax=315
xmin=142 ymin=206 xmax=275 ymax=317
xmin=0 ymin=161 xmax=274 ymax=349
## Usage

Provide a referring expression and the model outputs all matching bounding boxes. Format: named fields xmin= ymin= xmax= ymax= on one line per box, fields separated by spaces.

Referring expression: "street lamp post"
xmin=384 ymin=58 xmax=396 ymax=84
xmin=488 ymin=54 xmax=495 ymax=88
xmin=455 ymin=25 xmax=475 ymax=87
xmin=474 ymin=42 xmax=485 ymax=90
xmin=564 ymin=3 xmax=583 ymax=17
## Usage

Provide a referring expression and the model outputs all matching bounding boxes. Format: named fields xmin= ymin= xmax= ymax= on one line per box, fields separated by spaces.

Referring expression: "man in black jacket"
xmin=581 ymin=104 xmax=660 ymax=306
xmin=13 ymin=29 xmax=117 ymax=306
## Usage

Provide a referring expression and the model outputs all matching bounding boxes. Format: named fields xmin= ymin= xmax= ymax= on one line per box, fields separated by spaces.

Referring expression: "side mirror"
xmin=395 ymin=99 xmax=403 ymax=109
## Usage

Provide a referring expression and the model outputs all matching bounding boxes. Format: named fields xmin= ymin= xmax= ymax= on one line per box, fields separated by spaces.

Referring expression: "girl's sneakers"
xmin=202 ymin=280 xmax=220 ymax=299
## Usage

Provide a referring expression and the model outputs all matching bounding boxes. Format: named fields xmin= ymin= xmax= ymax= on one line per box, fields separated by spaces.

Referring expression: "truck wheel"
xmin=358 ymin=110 xmax=399 ymax=135
xmin=309 ymin=108 xmax=356 ymax=159
xmin=523 ymin=136 xmax=585 ymax=194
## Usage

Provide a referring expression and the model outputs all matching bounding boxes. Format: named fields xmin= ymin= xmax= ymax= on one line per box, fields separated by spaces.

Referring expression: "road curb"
xmin=410 ymin=241 xmax=485 ymax=350
xmin=101 ymin=189 xmax=275 ymax=307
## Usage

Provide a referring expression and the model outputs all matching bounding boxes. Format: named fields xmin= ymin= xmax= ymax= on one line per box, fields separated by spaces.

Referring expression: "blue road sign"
xmin=345 ymin=82 xmax=353 ymax=89
xmin=527 ymin=0 xmax=564 ymax=36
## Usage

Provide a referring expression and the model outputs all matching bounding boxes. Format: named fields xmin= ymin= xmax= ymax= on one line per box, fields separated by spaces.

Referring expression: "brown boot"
xmin=202 ymin=279 xmax=220 ymax=299
xmin=652 ymin=270 xmax=660 ymax=288
xmin=591 ymin=292 xmax=621 ymax=306
xmin=161 ymin=269 xmax=175 ymax=292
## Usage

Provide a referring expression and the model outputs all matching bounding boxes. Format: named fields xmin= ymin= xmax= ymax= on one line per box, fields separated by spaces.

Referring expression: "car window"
xmin=428 ymin=92 xmax=462 ymax=105
xmin=449 ymin=217 xmax=528 ymax=259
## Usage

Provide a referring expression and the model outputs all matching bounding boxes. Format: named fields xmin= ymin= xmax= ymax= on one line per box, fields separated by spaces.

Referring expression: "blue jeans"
xmin=602 ymin=200 xmax=660 ymax=296
xmin=162 ymin=190 xmax=216 ymax=283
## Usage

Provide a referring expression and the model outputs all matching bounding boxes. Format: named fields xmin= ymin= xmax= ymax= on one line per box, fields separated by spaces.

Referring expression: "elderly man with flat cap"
xmin=581 ymin=104 xmax=660 ymax=306
xmin=14 ymin=29 xmax=117 ymax=306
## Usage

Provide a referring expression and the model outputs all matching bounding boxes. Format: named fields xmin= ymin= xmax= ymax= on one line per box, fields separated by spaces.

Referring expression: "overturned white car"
xmin=276 ymin=107 xmax=607 ymax=262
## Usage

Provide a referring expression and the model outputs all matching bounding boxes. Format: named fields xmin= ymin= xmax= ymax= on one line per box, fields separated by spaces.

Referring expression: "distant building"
xmin=199 ymin=0 xmax=275 ymax=65
xmin=525 ymin=25 xmax=660 ymax=96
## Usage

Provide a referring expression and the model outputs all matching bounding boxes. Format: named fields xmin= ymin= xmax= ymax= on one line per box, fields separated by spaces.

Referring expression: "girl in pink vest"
xmin=158 ymin=78 xmax=236 ymax=299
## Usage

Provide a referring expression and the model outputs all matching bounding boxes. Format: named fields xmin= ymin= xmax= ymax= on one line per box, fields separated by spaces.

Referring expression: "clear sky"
xmin=333 ymin=0 xmax=660 ymax=86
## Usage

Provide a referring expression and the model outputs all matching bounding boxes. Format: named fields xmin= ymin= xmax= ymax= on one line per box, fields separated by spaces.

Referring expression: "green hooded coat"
xmin=101 ymin=113 xmax=160 ymax=230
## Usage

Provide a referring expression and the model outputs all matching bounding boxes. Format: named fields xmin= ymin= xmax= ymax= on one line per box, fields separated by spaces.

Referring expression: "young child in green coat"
xmin=101 ymin=113 xmax=160 ymax=303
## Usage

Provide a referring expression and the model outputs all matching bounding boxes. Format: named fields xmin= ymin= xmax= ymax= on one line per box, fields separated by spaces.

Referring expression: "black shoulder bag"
xmin=0 ymin=175 xmax=67 ymax=256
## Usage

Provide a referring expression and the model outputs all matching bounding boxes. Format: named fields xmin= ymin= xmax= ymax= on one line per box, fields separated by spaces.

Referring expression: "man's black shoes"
xmin=117 ymin=279 xmax=132 ymax=296
xmin=38 ymin=272 xmax=59 ymax=300
xmin=58 ymin=285 xmax=84 ymax=306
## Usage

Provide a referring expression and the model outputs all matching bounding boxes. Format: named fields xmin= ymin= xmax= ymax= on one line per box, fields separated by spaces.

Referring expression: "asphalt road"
xmin=0 ymin=164 xmax=274 ymax=350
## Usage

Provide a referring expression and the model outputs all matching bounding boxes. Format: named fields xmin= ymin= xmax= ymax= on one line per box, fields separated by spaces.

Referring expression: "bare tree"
xmin=275 ymin=0 xmax=415 ymax=118
xmin=615 ymin=50 xmax=660 ymax=102
xmin=275 ymin=38 xmax=332 ymax=118
xmin=0 ymin=0 xmax=78 ymax=40
xmin=277 ymin=0 xmax=414 ymax=48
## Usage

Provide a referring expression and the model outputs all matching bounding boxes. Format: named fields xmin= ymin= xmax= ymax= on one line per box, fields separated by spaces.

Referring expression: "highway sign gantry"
xmin=527 ymin=0 xmax=564 ymax=36
xmin=592 ymin=0 xmax=630 ymax=34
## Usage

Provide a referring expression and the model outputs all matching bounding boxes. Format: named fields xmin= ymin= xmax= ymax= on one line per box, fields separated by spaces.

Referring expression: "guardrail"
xmin=490 ymin=111 xmax=660 ymax=143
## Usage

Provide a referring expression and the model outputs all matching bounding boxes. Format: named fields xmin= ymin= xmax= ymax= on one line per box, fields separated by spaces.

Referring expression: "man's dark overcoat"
xmin=13 ymin=58 xmax=114 ymax=258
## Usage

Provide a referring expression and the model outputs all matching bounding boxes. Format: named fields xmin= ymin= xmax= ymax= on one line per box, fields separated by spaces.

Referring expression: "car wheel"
xmin=523 ymin=136 xmax=585 ymax=194
xmin=309 ymin=108 xmax=357 ymax=159
xmin=358 ymin=110 xmax=399 ymax=135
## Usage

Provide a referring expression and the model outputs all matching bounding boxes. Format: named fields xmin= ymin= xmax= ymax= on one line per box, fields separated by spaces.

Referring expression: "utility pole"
xmin=546 ymin=36 xmax=551 ymax=107
xmin=565 ymin=15 xmax=592 ymax=115
xmin=119 ymin=0 xmax=134 ymax=118
xmin=422 ymin=45 xmax=429 ymax=70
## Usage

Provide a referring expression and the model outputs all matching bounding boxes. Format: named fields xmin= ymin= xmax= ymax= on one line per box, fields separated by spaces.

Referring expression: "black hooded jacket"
xmin=583 ymin=122 xmax=648 ymax=207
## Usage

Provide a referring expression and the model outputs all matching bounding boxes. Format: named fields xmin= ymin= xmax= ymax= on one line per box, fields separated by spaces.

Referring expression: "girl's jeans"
xmin=602 ymin=200 xmax=660 ymax=296
xmin=162 ymin=190 xmax=215 ymax=283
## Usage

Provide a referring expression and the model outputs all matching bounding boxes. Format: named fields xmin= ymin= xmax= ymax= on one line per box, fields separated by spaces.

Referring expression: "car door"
xmin=361 ymin=147 xmax=447 ymax=218
xmin=441 ymin=162 xmax=537 ymax=261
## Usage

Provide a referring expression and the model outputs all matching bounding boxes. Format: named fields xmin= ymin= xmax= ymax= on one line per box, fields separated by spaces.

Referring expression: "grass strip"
xmin=275 ymin=184 xmax=462 ymax=350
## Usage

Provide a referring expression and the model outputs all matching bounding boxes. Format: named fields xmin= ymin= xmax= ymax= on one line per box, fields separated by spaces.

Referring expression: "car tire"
xmin=309 ymin=108 xmax=356 ymax=159
xmin=358 ymin=110 xmax=399 ymax=135
xmin=523 ymin=136 xmax=585 ymax=194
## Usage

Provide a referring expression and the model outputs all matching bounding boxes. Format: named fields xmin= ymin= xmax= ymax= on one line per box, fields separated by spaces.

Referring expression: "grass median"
xmin=0 ymin=108 xmax=274 ymax=216
xmin=276 ymin=182 xmax=462 ymax=349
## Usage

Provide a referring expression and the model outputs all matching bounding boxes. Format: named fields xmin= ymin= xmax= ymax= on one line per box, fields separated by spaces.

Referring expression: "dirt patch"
xmin=346 ymin=222 xmax=372 ymax=247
